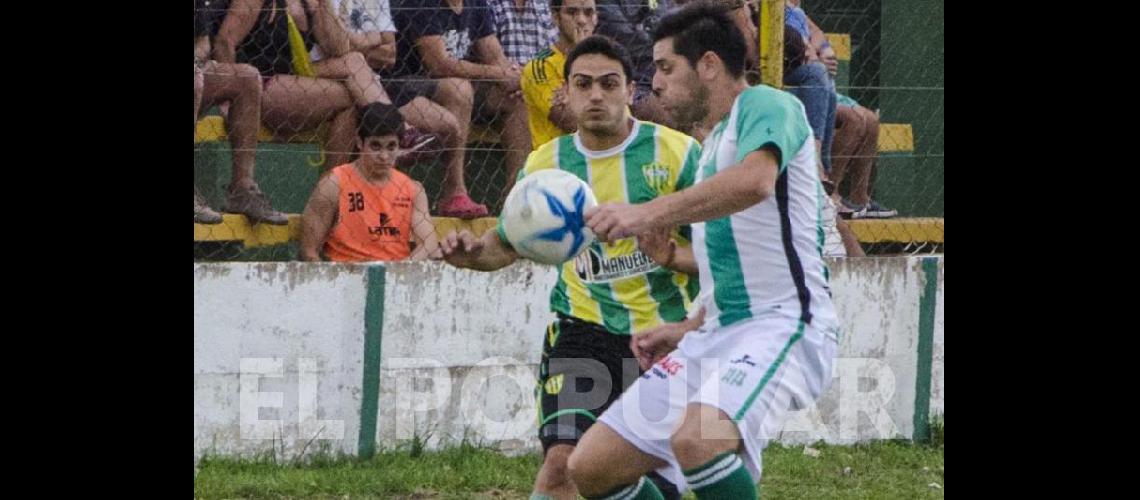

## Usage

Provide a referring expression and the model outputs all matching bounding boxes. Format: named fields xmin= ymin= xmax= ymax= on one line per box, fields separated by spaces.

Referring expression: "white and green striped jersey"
xmin=692 ymin=85 xmax=838 ymax=329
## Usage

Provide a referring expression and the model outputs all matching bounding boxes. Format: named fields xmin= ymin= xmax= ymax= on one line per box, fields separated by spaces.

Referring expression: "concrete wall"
xmin=194 ymin=257 xmax=944 ymax=459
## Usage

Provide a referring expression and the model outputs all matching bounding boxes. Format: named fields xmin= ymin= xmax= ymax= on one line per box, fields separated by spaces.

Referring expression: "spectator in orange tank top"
xmin=300 ymin=102 xmax=441 ymax=261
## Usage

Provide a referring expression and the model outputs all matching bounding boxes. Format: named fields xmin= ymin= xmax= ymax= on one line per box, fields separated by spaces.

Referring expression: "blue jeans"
xmin=784 ymin=62 xmax=837 ymax=174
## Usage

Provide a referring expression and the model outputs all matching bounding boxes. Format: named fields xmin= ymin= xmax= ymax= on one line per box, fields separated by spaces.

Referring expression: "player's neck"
xmin=701 ymin=77 xmax=749 ymax=131
xmin=579 ymin=117 xmax=634 ymax=152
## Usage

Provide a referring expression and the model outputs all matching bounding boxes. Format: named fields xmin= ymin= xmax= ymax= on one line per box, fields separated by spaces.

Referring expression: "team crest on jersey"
xmin=641 ymin=162 xmax=671 ymax=195
xmin=544 ymin=374 xmax=564 ymax=395
xmin=573 ymin=243 xmax=659 ymax=283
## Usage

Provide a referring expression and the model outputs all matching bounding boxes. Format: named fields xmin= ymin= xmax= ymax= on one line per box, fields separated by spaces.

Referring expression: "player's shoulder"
xmin=637 ymin=120 xmax=698 ymax=153
xmin=523 ymin=137 xmax=566 ymax=175
xmin=737 ymin=85 xmax=803 ymax=116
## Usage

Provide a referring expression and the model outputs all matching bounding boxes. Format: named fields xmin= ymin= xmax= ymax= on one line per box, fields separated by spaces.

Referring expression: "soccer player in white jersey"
xmin=568 ymin=4 xmax=841 ymax=499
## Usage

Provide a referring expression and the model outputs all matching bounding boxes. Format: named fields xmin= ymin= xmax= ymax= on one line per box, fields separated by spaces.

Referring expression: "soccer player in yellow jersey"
xmin=442 ymin=36 xmax=700 ymax=500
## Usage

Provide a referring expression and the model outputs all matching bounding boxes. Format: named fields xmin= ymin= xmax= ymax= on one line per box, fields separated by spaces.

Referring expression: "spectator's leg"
xmin=433 ymin=78 xmax=474 ymax=146
xmin=821 ymin=79 xmax=838 ymax=175
xmin=202 ymin=62 xmax=263 ymax=191
xmin=784 ymin=63 xmax=832 ymax=176
xmin=846 ymin=105 xmax=880 ymax=206
xmin=480 ymin=82 xmax=532 ymax=199
xmin=325 ymin=106 xmax=358 ymax=170
xmin=836 ymin=217 xmax=866 ymax=257
xmin=313 ymin=52 xmax=391 ymax=107
xmin=194 ymin=64 xmax=204 ymax=131
xmin=399 ymin=95 xmax=468 ymax=200
xmin=262 ymin=75 xmax=355 ymax=171
xmin=829 ymin=104 xmax=864 ymax=195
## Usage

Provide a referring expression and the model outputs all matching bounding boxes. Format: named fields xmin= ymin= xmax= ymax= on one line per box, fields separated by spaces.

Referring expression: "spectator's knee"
xmin=345 ymin=51 xmax=369 ymax=71
xmin=235 ymin=64 xmax=262 ymax=94
xmin=442 ymin=78 xmax=474 ymax=108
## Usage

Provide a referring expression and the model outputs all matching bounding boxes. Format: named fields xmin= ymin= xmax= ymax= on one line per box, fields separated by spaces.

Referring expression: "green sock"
xmin=587 ymin=476 xmax=666 ymax=500
xmin=683 ymin=452 xmax=757 ymax=499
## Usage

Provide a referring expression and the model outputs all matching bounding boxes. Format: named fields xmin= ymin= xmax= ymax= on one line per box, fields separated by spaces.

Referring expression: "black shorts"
xmin=536 ymin=314 xmax=642 ymax=451
xmin=383 ymin=74 xmax=440 ymax=108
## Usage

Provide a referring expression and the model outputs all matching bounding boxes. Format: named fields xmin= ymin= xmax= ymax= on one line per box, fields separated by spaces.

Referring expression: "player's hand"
xmin=551 ymin=85 xmax=567 ymax=107
xmin=819 ymin=45 xmax=838 ymax=77
xmin=586 ymin=202 xmax=653 ymax=243
xmin=630 ymin=308 xmax=704 ymax=370
xmin=501 ymin=65 xmax=523 ymax=93
xmin=637 ymin=226 xmax=676 ymax=269
xmin=440 ymin=230 xmax=484 ymax=268
xmin=572 ymin=26 xmax=592 ymax=45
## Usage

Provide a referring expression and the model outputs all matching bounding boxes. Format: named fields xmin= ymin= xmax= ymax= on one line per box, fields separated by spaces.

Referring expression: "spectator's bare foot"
xmin=226 ymin=184 xmax=288 ymax=225
xmin=195 ymin=189 xmax=224 ymax=225
xmin=437 ymin=193 xmax=489 ymax=219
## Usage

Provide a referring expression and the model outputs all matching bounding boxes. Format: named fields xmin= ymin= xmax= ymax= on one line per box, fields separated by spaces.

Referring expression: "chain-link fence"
xmin=194 ymin=0 xmax=943 ymax=261
xmin=797 ymin=0 xmax=944 ymax=254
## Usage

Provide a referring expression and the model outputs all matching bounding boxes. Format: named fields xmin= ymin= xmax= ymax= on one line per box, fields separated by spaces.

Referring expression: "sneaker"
xmin=840 ymin=198 xmax=867 ymax=219
xmin=195 ymin=189 xmax=224 ymax=225
xmin=225 ymin=185 xmax=288 ymax=225
xmin=862 ymin=199 xmax=898 ymax=219
xmin=437 ymin=193 xmax=489 ymax=219
xmin=842 ymin=198 xmax=898 ymax=219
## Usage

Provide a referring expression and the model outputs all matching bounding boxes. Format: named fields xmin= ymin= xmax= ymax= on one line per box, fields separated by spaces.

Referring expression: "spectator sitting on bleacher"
xmin=319 ymin=0 xmax=480 ymax=217
xmin=300 ymin=102 xmax=441 ymax=261
xmin=487 ymin=0 xmax=559 ymax=66
xmin=831 ymin=94 xmax=897 ymax=219
xmin=195 ymin=0 xmax=288 ymax=225
xmin=213 ymin=0 xmax=400 ymax=169
xmin=783 ymin=0 xmax=838 ymax=178
xmin=592 ymin=0 xmax=672 ymax=125
xmin=520 ymin=0 xmax=597 ymax=149
xmin=785 ymin=25 xmax=864 ymax=257
xmin=391 ymin=0 xmax=533 ymax=216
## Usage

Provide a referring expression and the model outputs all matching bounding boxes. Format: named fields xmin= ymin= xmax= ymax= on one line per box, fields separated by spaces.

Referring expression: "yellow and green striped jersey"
xmin=498 ymin=120 xmax=703 ymax=335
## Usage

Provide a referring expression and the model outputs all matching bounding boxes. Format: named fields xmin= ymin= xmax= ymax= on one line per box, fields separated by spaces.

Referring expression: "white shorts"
xmin=597 ymin=314 xmax=839 ymax=490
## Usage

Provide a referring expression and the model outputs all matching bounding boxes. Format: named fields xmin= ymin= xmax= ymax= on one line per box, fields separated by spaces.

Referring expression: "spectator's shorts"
xmin=382 ymin=75 xmax=440 ymax=108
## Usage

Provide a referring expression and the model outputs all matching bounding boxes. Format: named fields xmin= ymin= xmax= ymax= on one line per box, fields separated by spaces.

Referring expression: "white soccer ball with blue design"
xmin=501 ymin=169 xmax=598 ymax=265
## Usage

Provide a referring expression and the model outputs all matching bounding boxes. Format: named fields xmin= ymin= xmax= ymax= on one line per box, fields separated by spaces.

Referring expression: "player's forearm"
xmin=644 ymin=164 xmax=771 ymax=230
xmin=469 ymin=232 xmax=519 ymax=271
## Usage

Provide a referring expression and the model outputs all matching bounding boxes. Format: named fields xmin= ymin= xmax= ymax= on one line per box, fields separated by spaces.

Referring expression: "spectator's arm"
xmin=361 ymin=32 xmax=397 ymax=70
xmin=307 ymin=0 xmax=353 ymax=58
xmin=730 ymin=6 xmax=760 ymax=69
xmin=213 ymin=0 xmax=263 ymax=63
xmin=473 ymin=34 xmax=513 ymax=70
xmin=409 ymin=182 xmax=441 ymax=260
xmin=806 ymin=15 xmax=828 ymax=52
xmin=415 ymin=34 xmax=511 ymax=81
xmin=547 ymin=85 xmax=577 ymax=132
xmin=300 ymin=174 xmax=341 ymax=261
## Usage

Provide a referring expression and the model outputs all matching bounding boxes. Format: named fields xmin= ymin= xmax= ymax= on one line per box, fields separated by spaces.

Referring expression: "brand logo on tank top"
xmin=369 ymin=212 xmax=401 ymax=237
xmin=573 ymin=243 xmax=659 ymax=283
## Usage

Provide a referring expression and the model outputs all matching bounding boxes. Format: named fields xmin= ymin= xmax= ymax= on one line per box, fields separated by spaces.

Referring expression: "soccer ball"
xmin=501 ymin=169 xmax=598 ymax=265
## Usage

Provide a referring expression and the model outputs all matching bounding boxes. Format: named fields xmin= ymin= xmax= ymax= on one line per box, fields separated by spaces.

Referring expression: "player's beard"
xmin=668 ymin=75 xmax=710 ymax=132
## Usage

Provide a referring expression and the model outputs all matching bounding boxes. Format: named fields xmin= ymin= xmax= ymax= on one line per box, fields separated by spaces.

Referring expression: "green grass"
xmin=195 ymin=440 xmax=943 ymax=499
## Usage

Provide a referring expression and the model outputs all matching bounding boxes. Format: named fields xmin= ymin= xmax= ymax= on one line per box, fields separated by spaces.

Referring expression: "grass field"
xmin=196 ymin=429 xmax=944 ymax=499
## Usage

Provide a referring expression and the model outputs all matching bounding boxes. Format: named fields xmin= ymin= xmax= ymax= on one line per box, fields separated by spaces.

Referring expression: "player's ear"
xmin=626 ymin=81 xmax=636 ymax=106
xmin=698 ymin=51 xmax=719 ymax=79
